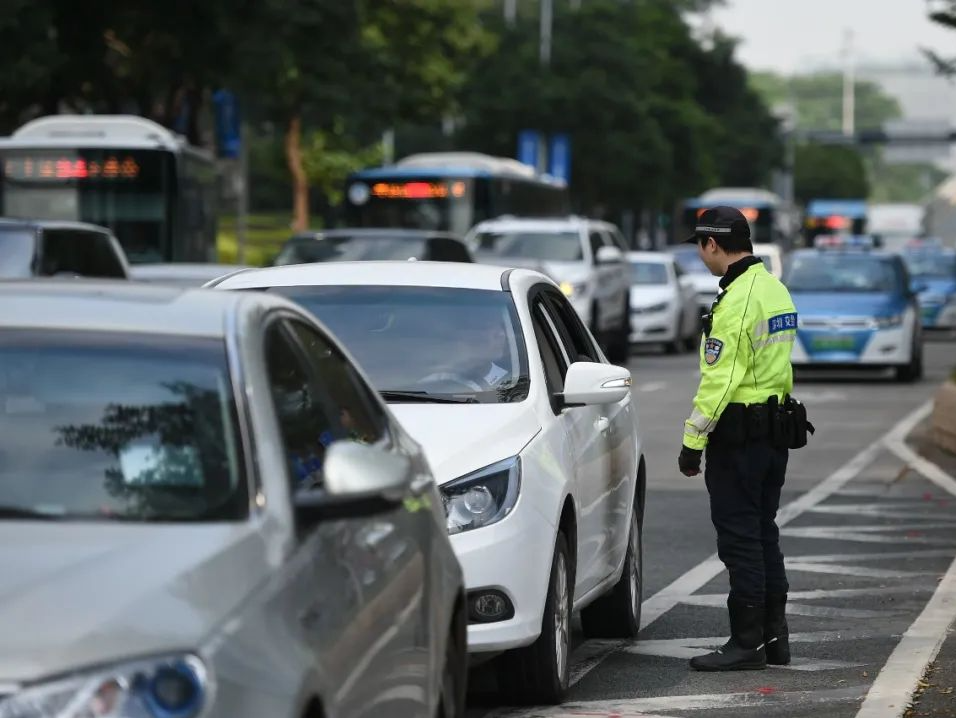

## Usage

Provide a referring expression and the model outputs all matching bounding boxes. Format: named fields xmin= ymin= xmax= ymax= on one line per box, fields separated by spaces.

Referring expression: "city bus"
xmin=343 ymin=152 xmax=570 ymax=237
xmin=802 ymin=199 xmax=868 ymax=246
xmin=0 ymin=115 xmax=218 ymax=263
xmin=675 ymin=188 xmax=799 ymax=249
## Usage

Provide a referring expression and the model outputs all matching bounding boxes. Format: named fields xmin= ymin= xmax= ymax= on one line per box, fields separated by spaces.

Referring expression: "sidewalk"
xmin=906 ymin=425 xmax=956 ymax=718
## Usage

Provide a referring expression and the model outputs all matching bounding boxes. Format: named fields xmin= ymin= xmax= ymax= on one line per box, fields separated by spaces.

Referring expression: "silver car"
xmin=0 ymin=281 xmax=466 ymax=718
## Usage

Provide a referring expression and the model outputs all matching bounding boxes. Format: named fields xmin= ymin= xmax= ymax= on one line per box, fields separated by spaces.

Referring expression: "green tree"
xmin=794 ymin=143 xmax=869 ymax=204
xmin=457 ymin=0 xmax=778 ymax=223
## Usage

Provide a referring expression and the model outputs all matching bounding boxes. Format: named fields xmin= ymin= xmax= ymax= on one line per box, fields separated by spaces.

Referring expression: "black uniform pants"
xmin=704 ymin=439 xmax=789 ymax=604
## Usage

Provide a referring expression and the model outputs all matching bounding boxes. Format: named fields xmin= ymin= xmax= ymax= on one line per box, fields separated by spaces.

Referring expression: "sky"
xmin=710 ymin=0 xmax=955 ymax=74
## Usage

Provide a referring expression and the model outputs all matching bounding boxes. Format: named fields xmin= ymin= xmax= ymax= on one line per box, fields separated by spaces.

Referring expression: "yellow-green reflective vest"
xmin=683 ymin=261 xmax=796 ymax=451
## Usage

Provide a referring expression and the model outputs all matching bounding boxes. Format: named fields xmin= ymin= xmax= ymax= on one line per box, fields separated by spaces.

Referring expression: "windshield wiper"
xmin=379 ymin=390 xmax=478 ymax=404
xmin=0 ymin=505 xmax=65 ymax=521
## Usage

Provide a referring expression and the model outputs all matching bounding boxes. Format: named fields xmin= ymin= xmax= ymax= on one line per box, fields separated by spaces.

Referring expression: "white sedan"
xmin=210 ymin=262 xmax=646 ymax=705
xmin=627 ymin=251 xmax=700 ymax=353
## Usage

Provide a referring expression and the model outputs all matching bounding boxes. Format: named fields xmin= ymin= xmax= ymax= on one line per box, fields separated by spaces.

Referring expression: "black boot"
xmin=690 ymin=598 xmax=767 ymax=671
xmin=764 ymin=593 xmax=790 ymax=665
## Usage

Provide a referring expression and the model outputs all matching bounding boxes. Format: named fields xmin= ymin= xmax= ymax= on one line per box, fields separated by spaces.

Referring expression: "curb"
xmin=932 ymin=381 xmax=956 ymax=456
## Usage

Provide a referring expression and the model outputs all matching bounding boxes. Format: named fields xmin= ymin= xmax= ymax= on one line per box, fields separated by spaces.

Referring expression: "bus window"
xmin=0 ymin=149 xmax=173 ymax=263
xmin=0 ymin=116 xmax=218 ymax=263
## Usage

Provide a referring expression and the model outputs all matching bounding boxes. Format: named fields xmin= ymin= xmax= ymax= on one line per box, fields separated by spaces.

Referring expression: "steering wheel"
xmin=417 ymin=372 xmax=484 ymax=393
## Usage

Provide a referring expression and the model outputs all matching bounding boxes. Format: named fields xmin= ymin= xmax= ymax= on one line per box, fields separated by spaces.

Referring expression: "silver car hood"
xmin=0 ymin=521 xmax=268 ymax=683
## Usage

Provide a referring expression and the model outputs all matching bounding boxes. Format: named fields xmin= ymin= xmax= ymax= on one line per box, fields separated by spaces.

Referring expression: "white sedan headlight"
xmin=0 ymin=655 xmax=210 ymax=718
xmin=441 ymin=457 xmax=520 ymax=535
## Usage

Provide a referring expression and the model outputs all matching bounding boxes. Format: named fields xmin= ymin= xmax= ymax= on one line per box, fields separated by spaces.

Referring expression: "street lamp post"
xmin=540 ymin=0 xmax=553 ymax=67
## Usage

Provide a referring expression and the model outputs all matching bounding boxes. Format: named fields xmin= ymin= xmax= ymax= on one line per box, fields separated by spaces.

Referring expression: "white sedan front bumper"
xmin=452 ymin=498 xmax=557 ymax=655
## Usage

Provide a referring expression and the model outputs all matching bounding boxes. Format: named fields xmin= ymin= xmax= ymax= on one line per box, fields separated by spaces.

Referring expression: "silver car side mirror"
xmin=294 ymin=441 xmax=411 ymax=521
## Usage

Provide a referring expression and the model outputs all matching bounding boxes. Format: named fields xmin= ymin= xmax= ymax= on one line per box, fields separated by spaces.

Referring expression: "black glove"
xmin=678 ymin=445 xmax=703 ymax=476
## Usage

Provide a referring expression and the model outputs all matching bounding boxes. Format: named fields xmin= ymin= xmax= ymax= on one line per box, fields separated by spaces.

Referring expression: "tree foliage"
xmin=457 ymin=0 xmax=780 ymax=220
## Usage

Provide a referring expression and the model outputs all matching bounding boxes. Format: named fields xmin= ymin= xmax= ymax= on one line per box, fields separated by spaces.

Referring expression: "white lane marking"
xmin=781 ymin=526 xmax=956 ymax=546
xmin=786 ymin=549 xmax=956 ymax=563
xmin=568 ymin=400 xmax=934 ymax=690
xmin=796 ymin=390 xmax=847 ymax=403
xmin=809 ymin=502 xmax=955 ymax=519
xmin=884 ymin=423 xmax=956 ymax=501
xmin=856 ymin=551 xmax=956 ymax=717
xmin=638 ymin=381 xmax=667 ymax=393
xmin=855 ymin=433 xmax=956 ymax=718
xmin=679 ymin=593 xmax=897 ymax=620
xmin=785 ymin=561 xmax=933 ymax=579
xmin=486 ymin=686 xmax=867 ymax=717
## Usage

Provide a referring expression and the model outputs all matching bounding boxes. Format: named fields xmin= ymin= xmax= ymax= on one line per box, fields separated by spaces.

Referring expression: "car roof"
xmin=0 ymin=280 xmax=287 ymax=337
xmin=626 ymin=251 xmax=671 ymax=263
xmin=128 ymin=263 xmax=252 ymax=280
xmin=289 ymin=228 xmax=464 ymax=242
xmin=471 ymin=216 xmax=611 ymax=232
xmin=209 ymin=260 xmax=514 ymax=292
xmin=752 ymin=244 xmax=782 ymax=255
xmin=0 ymin=218 xmax=112 ymax=233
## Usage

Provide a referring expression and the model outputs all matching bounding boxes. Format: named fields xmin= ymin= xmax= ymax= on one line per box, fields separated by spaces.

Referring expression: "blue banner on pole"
xmin=517 ymin=130 xmax=540 ymax=169
xmin=549 ymin=133 xmax=571 ymax=182
xmin=213 ymin=90 xmax=241 ymax=159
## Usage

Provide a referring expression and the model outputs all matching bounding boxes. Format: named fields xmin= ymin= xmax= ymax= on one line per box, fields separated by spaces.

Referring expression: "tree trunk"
xmin=285 ymin=113 xmax=309 ymax=231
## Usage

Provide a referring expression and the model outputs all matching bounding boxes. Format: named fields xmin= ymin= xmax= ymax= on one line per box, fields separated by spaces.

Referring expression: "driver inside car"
xmin=420 ymin=309 xmax=511 ymax=393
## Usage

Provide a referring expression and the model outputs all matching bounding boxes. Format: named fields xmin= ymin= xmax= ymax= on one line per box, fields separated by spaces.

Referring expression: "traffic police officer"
xmin=677 ymin=206 xmax=798 ymax=672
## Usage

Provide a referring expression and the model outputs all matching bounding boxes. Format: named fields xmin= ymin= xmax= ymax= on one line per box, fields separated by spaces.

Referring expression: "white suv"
xmin=467 ymin=217 xmax=632 ymax=363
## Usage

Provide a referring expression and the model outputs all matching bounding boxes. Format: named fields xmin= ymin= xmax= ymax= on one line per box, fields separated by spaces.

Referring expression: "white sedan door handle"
xmin=596 ymin=416 xmax=610 ymax=434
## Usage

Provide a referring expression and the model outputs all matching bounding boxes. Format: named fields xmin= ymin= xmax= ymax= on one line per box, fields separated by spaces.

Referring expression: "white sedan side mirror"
xmin=561 ymin=362 xmax=632 ymax=407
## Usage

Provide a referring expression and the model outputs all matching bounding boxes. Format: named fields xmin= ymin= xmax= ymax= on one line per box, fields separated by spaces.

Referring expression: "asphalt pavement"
xmin=467 ymin=335 xmax=956 ymax=718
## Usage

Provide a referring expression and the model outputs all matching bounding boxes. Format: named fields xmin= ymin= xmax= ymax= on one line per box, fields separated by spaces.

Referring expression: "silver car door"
xmin=286 ymin=320 xmax=431 ymax=718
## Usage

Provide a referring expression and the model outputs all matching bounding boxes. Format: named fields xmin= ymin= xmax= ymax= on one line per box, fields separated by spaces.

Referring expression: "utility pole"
xmin=504 ymin=0 xmax=516 ymax=26
xmin=842 ymin=28 xmax=856 ymax=138
xmin=540 ymin=0 xmax=553 ymax=67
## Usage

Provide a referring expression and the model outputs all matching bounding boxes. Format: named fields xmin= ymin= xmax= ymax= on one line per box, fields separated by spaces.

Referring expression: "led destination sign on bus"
xmin=370 ymin=180 xmax=467 ymax=200
xmin=3 ymin=156 xmax=141 ymax=181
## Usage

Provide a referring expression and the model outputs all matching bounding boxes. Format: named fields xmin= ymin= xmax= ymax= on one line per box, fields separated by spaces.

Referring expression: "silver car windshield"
xmin=266 ymin=286 xmax=531 ymax=404
xmin=0 ymin=330 xmax=246 ymax=522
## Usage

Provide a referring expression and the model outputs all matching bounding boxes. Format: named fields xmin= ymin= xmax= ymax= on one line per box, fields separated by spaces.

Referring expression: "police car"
xmin=902 ymin=242 xmax=956 ymax=330
xmin=784 ymin=235 xmax=923 ymax=382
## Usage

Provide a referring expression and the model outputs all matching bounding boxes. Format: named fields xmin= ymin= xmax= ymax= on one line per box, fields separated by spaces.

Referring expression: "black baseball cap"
xmin=685 ymin=205 xmax=752 ymax=245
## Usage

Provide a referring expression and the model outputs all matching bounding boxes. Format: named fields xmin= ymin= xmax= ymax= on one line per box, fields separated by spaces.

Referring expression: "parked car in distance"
xmin=272 ymin=228 xmax=474 ymax=266
xmin=128 ymin=262 xmax=251 ymax=287
xmin=753 ymin=243 xmax=785 ymax=278
xmin=209 ymin=261 xmax=646 ymax=705
xmin=0 ymin=219 xmax=129 ymax=279
xmin=0 ymin=281 xmax=466 ymax=718
xmin=627 ymin=251 xmax=700 ymax=353
xmin=665 ymin=244 xmax=720 ymax=314
xmin=467 ymin=216 xmax=631 ymax=363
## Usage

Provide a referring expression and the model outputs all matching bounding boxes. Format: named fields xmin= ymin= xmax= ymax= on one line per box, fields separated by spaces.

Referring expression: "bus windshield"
xmin=344 ymin=177 xmax=475 ymax=235
xmin=345 ymin=171 xmax=570 ymax=237
xmin=0 ymin=148 xmax=173 ymax=263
